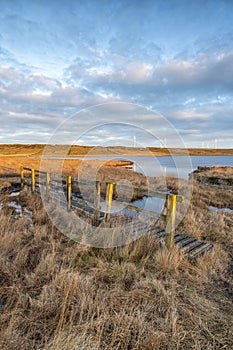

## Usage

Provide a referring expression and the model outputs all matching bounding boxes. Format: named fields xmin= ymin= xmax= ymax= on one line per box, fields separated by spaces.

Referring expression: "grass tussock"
xmin=0 ymin=180 xmax=233 ymax=349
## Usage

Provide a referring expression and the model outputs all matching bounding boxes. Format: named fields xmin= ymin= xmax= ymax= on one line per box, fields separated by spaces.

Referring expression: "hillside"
xmin=0 ymin=144 xmax=233 ymax=157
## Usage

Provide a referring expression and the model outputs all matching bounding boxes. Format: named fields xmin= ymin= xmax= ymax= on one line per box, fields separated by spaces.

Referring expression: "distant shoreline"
xmin=0 ymin=144 xmax=233 ymax=157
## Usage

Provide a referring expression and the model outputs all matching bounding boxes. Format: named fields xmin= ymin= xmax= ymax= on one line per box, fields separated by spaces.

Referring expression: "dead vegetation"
xmin=190 ymin=166 xmax=233 ymax=187
xmin=0 ymin=144 xmax=233 ymax=157
xmin=0 ymin=156 xmax=134 ymax=177
xmin=0 ymin=176 xmax=232 ymax=349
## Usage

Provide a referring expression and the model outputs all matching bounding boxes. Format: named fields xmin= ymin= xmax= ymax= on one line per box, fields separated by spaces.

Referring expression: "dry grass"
xmin=0 ymin=144 xmax=233 ymax=157
xmin=0 ymin=179 xmax=232 ymax=349
xmin=0 ymin=156 xmax=133 ymax=176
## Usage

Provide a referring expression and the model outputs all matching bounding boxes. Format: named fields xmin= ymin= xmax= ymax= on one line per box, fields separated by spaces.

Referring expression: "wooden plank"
xmin=149 ymin=228 xmax=166 ymax=237
xmin=73 ymin=178 xmax=97 ymax=185
xmin=71 ymin=196 xmax=93 ymax=209
xmin=34 ymin=169 xmax=47 ymax=175
xmin=23 ymin=167 xmax=32 ymax=171
xmin=174 ymin=234 xmax=186 ymax=243
xmin=176 ymin=236 xmax=196 ymax=248
xmin=187 ymin=242 xmax=213 ymax=258
xmin=180 ymin=240 xmax=203 ymax=254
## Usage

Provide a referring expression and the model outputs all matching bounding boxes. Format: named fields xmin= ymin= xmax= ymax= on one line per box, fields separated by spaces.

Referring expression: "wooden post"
xmin=46 ymin=172 xmax=50 ymax=198
xmin=31 ymin=168 xmax=35 ymax=193
xmin=93 ymin=181 xmax=101 ymax=222
xmin=20 ymin=166 xmax=24 ymax=188
xmin=105 ymin=182 xmax=114 ymax=221
xmin=165 ymin=194 xmax=177 ymax=249
xmin=67 ymin=175 xmax=72 ymax=211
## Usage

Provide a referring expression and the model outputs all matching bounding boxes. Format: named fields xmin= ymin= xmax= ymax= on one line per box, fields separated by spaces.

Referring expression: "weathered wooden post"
xmin=46 ymin=172 xmax=50 ymax=198
xmin=165 ymin=194 xmax=177 ymax=249
xmin=105 ymin=182 xmax=114 ymax=221
xmin=93 ymin=181 xmax=101 ymax=223
xmin=31 ymin=168 xmax=35 ymax=193
xmin=20 ymin=166 xmax=24 ymax=188
xmin=67 ymin=175 xmax=72 ymax=211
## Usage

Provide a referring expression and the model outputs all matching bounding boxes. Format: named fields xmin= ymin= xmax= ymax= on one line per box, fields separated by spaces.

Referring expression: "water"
xmin=9 ymin=191 xmax=20 ymax=197
xmin=123 ymin=196 xmax=165 ymax=218
xmin=8 ymin=201 xmax=23 ymax=218
xmin=52 ymin=155 xmax=233 ymax=179
xmin=99 ymin=155 xmax=233 ymax=216
xmin=101 ymin=196 xmax=165 ymax=218
xmin=132 ymin=155 xmax=233 ymax=178
xmin=209 ymin=205 xmax=233 ymax=214
xmin=39 ymin=154 xmax=233 ymax=217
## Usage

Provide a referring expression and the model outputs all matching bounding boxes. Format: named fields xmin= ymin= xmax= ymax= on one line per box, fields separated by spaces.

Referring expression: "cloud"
xmin=0 ymin=66 xmax=116 ymax=112
xmin=67 ymin=51 xmax=233 ymax=99
xmin=1 ymin=52 xmax=232 ymax=146
xmin=172 ymin=110 xmax=210 ymax=121
xmin=0 ymin=0 xmax=233 ymax=146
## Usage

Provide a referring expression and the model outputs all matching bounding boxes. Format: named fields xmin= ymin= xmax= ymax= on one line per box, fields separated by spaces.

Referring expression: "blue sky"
xmin=0 ymin=0 xmax=233 ymax=147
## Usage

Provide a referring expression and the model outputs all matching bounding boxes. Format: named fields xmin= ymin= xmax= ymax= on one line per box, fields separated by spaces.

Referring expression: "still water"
xmin=70 ymin=155 xmax=233 ymax=179
xmin=132 ymin=155 xmax=233 ymax=178
xmin=42 ymin=155 xmax=233 ymax=216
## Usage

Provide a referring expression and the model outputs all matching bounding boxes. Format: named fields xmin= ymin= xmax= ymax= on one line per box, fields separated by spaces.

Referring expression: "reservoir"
xmin=54 ymin=155 xmax=233 ymax=179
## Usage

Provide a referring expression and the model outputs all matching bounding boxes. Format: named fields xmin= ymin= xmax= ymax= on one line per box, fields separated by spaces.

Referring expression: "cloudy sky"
xmin=0 ymin=0 xmax=233 ymax=147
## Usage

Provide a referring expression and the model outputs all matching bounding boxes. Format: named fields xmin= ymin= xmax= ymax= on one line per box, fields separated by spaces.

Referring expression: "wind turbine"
xmin=214 ymin=138 xmax=218 ymax=149
xmin=133 ymin=135 xmax=136 ymax=147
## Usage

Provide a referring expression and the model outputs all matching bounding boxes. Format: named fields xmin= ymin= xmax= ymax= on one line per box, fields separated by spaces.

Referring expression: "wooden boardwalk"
xmin=93 ymin=216 xmax=213 ymax=260
xmin=18 ymin=166 xmax=214 ymax=259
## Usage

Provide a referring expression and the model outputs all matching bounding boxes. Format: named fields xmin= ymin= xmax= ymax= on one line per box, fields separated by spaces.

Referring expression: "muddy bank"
xmin=190 ymin=166 xmax=233 ymax=187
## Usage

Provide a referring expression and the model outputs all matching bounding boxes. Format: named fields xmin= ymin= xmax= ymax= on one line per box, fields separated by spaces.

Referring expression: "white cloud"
xmin=67 ymin=51 xmax=233 ymax=99
xmin=173 ymin=110 xmax=210 ymax=121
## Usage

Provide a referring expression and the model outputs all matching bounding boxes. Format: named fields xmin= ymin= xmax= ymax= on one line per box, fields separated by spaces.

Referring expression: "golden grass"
xmin=0 ymin=175 xmax=233 ymax=349
xmin=0 ymin=143 xmax=233 ymax=157
xmin=0 ymin=156 xmax=133 ymax=177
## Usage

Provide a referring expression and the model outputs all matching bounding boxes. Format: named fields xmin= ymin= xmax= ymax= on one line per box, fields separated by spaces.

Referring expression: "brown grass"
xmin=0 ymin=156 xmax=134 ymax=177
xmin=0 ymin=144 xmax=233 ymax=157
xmin=0 ymin=161 xmax=232 ymax=347
xmin=0 ymin=175 xmax=233 ymax=349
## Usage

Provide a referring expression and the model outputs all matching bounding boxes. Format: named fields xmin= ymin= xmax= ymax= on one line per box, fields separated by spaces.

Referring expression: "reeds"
xmin=0 ymin=179 xmax=232 ymax=349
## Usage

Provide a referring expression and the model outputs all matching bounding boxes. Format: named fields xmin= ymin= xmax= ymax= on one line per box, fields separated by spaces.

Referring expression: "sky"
xmin=0 ymin=0 xmax=233 ymax=148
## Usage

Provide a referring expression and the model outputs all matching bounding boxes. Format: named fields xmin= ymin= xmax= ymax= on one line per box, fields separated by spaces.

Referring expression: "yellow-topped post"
xmin=105 ymin=182 xmax=114 ymax=221
xmin=67 ymin=175 xmax=72 ymax=211
xmin=31 ymin=168 xmax=35 ymax=192
xmin=165 ymin=194 xmax=177 ymax=249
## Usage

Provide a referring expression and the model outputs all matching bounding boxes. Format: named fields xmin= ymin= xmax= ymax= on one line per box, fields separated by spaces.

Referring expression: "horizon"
xmin=0 ymin=0 xmax=233 ymax=147
xmin=0 ymin=143 xmax=233 ymax=150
